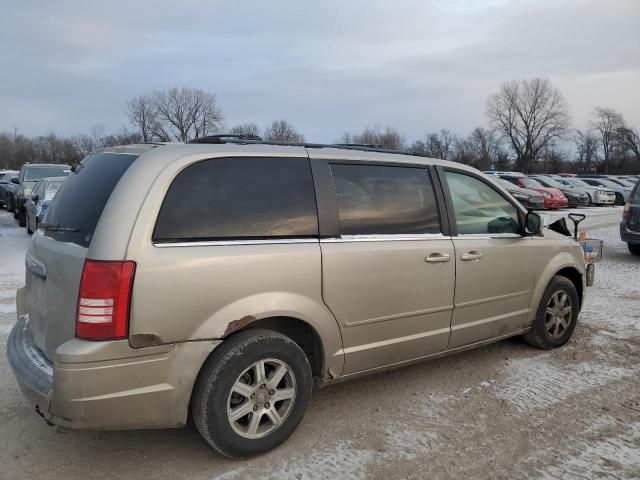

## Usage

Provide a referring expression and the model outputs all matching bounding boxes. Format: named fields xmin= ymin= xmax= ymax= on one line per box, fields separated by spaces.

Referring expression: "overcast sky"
xmin=1 ymin=0 xmax=639 ymax=142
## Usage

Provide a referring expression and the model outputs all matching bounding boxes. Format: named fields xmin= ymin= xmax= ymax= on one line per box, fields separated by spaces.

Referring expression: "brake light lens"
xmin=623 ymin=203 xmax=630 ymax=220
xmin=76 ymin=260 xmax=136 ymax=340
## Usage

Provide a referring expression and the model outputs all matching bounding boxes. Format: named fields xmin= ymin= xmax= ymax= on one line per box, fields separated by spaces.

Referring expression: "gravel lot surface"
xmin=0 ymin=207 xmax=638 ymax=480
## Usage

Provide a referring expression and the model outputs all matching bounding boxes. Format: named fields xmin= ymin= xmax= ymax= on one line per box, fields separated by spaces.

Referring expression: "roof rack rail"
xmin=333 ymin=143 xmax=385 ymax=149
xmin=187 ymin=134 xmax=263 ymax=144
xmin=184 ymin=135 xmax=424 ymax=157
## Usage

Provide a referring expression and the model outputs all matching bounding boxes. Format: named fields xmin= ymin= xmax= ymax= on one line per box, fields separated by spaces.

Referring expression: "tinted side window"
xmin=330 ymin=164 xmax=440 ymax=235
xmin=445 ymin=171 xmax=520 ymax=235
xmin=154 ymin=157 xmax=318 ymax=242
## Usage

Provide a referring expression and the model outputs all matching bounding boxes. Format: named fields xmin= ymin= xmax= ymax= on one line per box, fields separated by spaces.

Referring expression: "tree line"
xmin=1 ymin=79 xmax=638 ymax=173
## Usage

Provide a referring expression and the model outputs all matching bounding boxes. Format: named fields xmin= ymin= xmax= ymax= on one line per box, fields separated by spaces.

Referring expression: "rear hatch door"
xmin=25 ymin=152 xmax=139 ymax=360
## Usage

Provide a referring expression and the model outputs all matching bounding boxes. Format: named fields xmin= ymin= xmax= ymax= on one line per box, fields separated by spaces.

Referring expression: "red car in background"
xmin=499 ymin=174 xmax=569 ymax=209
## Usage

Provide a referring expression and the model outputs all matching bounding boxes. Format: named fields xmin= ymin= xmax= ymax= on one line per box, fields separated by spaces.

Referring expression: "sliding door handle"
xmin=461 ymin=251 xmax=483 ymax=261
xmin=425 ymin=253 xmax=451 ymax=263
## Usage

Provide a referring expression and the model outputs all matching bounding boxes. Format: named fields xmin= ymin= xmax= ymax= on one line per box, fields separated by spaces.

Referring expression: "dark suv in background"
xmin=0 ymin=170 xmax=19 ymax=209
xmin=621 ymin=178 xmax=640 ymax=255
xmin=11 ymin=163 xmax=70 ymax=226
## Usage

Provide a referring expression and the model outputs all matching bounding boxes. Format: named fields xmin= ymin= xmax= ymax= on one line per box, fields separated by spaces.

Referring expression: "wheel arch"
xmin=528 ymin=255 xmax=584 ymax=324
xmin=222 ymin=316 xmax=326 ymax=379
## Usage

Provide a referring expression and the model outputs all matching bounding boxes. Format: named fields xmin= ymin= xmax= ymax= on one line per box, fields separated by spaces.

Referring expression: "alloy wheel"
xmin=227 ymin=358 xmax=297 ymax=439
xmin=545 ymin=290 xmax=573 ymax=339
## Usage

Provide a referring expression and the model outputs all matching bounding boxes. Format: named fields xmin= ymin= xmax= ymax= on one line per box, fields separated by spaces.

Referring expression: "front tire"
xmin=523 ymin=276 xmax=579 ymax=349
xmin=629 ymin=243 xmax=640 ymax=256
xmin=191 ymin=329 xmax=313 ymax=458
xmin=18 ymin=206 xmax=26 ymax=227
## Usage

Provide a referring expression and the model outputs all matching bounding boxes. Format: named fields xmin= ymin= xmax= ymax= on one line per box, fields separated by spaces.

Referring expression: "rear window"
xmin=153 ymin=157 xmax=318 ymax=242
xmin=330 ymin=164 xmax=441 ymax=235
xmin=43 ymin=153 xmax=137 ymax=247
xmin=24 ymin=166 xmax=70 ymax=181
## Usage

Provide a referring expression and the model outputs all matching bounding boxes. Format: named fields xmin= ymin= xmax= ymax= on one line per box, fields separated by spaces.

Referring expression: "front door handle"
xmin=460 ymin=251 xmax=483 ymax=261
xmin=425 ymin=253 xmax=451 ymax=263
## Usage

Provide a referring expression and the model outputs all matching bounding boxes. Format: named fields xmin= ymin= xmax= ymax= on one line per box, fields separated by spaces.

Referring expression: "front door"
xmin=319 ymin=162 xmax=455 ymax=374
xmin=442 ymin=170 xmax=537 ymax=348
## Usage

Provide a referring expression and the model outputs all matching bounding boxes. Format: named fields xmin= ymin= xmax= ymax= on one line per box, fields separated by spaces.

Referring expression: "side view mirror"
xmin=31 ymin=194 xmax=39 ymax=202
xmin=11 ymin=177 xmax=19 ymax=184
xmin=524 ymin=211 xmax=542 ymax=235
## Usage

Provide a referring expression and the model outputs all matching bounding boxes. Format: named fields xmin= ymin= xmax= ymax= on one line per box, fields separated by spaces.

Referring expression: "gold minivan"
xmin=8 ymin=137 xmax=589 ymax=458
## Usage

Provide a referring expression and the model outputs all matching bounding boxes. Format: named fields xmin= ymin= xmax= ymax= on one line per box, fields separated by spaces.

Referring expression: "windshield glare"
xmin=521 ymin=178 xmax=542 ymax=188
xmin=25 ymin=166 xmax=70 ymax=181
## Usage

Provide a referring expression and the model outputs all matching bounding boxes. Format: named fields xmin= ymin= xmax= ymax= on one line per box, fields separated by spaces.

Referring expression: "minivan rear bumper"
xmin=620 ymin=221 xmax=640 ymax=244
xmin=8 ymin=312 xmax=220 ymax=431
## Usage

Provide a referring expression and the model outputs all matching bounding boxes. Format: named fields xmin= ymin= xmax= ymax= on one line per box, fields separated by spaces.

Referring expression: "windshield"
xmin=520 ymin=178 xmax=543 ymax=188
xmin=45 ymin=181 xmax=64 ymax=198
xmin=497 ymin=179 xmax=516 ymax=189
xmin=537 ymin=177 xmax=562 ymax=187
xmin=591 ymin=179 xmax=623 ymax=189
xmin=611 ymin=178 xmax=635 ymax=187
xmin=566 ymin=178 xmax=589 ymax=187
xmin=24 ymin=166 xmax=70 ymax=181
xmin=43 ymin=153 xmax=137 ymax=247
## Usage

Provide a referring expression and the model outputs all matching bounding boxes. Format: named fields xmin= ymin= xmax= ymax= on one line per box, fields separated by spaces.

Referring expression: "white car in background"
xmin=558 ymin=178 xmax=616 ymax=205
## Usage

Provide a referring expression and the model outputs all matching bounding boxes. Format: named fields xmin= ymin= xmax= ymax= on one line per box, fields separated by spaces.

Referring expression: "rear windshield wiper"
xmin=40 ymin=222 xmax=80 ymax=232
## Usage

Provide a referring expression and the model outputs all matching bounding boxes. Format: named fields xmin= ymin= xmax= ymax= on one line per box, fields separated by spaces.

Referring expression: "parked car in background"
xmin=557 ymin=178 xmax=615 ymax=206
xmin=493 ymin=177 xmax=545 ymax=210
xmin=621 ymin=178 xmax=640 ymax=255
xmin=529 ymin=175 xmax=589 ymax=207
xmin=24 ymin=177 xmax=66 ymax=234
xmin=8 ymin=140 xmax=591 ymax=459
xmin=12 ymin=163 xmax=70 ymax=227
xmin=557 ymin=173 xmax=577 ymax=177
xmin=579 ymin=178 xmax=632 ymax=205
xmin=607 ymin=176 xmax=637 ymax=189
xmin=0 ymin=170 xmax=19 ymax=209
xmin=498 ymin=174 xmax=568 ymax=209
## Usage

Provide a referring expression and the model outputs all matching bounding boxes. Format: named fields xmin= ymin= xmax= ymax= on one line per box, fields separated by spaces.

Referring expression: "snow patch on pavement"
xmin=263 ymin=441 xmax=376 ymax=480
xmin=495 ymin=356 xmax=635 ymax=413
xmin=533 ymin=421 xmax=640 ymax=479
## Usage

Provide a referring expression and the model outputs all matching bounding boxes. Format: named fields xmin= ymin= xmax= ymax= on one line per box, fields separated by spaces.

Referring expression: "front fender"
xmin=527 ymin=251 xmax=585 ymax=324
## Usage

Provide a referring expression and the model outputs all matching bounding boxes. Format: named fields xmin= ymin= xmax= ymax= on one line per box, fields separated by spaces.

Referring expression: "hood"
xmin=530 ymin=186 xmax=565 ymax=198
xmin=508 ymin=186 xmax=543 ymax=197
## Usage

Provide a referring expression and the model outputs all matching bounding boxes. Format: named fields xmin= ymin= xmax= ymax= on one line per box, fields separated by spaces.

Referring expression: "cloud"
xmin=0 ymin=0 xmax=638 ymax=141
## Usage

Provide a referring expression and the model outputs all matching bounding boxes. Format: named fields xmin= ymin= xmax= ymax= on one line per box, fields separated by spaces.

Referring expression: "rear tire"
xmin=615 ymin=193 xmax=624 ymax=206
xmin=523 ymin=276 xmax=579 ymax=349
xmin=191 ymin=329 xmax=312 ymax=459
xmin=629 ymin=243 xmax=640 ymax=256
xmin=18 ymin=206 xmax=26 ymax=227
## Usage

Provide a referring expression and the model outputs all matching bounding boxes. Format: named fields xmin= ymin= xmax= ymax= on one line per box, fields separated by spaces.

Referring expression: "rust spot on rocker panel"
xmin=223 ymin=315 xmax=257 ymax=337
xmin=130 ymin=333 xmax=164 ymax=348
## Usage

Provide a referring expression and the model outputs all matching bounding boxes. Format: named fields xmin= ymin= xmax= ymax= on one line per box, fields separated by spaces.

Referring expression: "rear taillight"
xmin=623 ymin=203 xmax=630 ymax=220
xmin=76 ymin=260 xmax=136 ymax=340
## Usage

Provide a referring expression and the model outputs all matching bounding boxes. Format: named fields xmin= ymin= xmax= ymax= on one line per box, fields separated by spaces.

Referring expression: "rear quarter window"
xmin=153 ymin=157 xmax=318 ymax=242
xmin=43 ymin=153 xmax=138 ymax=247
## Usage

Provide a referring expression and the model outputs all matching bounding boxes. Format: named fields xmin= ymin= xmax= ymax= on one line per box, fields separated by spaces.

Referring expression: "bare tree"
xmin=618 ymin=126 xmax=640 ymax=162
xmin=338 ymin=126 xmax=405 ymax=150
xmin=126 ymin=94 xmax=155 ymax=142
xmin=573 ymin=130 xmax=599 ymax=173
xmin=487 ymin=78 xmax=570 ymax=173
xmin=264 ymin=120 xmax=305 ymax=142
xmin=591 ymin=107 xmax=625 ymax=173
xmin=229 ymin=122 xmax=261 ymax=137
xmin=127 ymin=87 xmax=223 ymax=142
xmin=152 ymin=87 xmax=223 ymax=142
xmin=90 ymin=124 xmax=106 ymax=150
